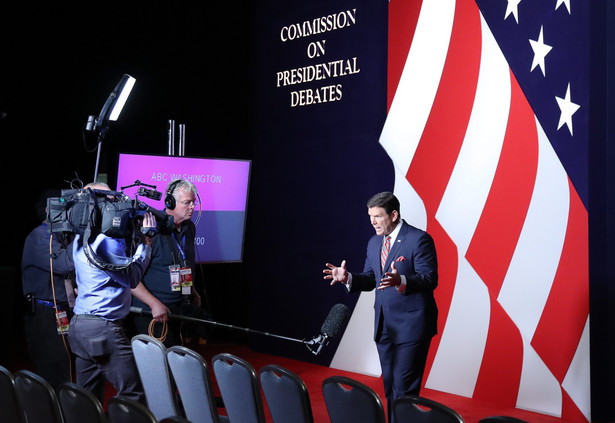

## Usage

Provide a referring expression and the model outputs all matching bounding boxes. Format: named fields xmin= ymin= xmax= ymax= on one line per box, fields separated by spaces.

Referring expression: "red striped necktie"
xmin=381 ymin=235 xmax=391 ymax=271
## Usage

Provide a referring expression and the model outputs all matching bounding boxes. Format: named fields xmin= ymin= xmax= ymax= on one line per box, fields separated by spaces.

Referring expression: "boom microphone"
xmin=130 ymin=306 xmax=306 ymax=344
xmin=130 ymin=303 xmax=351 ymax=356
xmin=321 ymin=303 xmax=351 ymax=338
xmin=306 ymin=303 xmax=350 ymax=355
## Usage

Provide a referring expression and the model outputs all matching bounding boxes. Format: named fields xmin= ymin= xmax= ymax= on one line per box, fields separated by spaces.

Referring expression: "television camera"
xmin=46 ymin=181 xmax=174 ymax=270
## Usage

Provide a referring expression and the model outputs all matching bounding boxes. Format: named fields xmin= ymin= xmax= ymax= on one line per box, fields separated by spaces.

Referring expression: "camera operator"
xmin=129 ymin=178 xmax=209 ymax=347
xmin=67 ymin=182 xmax=156 ymax=404
xmin=21 ymin=188 xmax=75 ymax=391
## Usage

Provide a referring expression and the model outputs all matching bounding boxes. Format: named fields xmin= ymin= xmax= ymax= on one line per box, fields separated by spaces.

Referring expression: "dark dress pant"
xmin=376 ymin=313 xmax=432 ymax=423
xmin=68 ymin=314 xmax=144 ymax=404
xmin=24 ymin=302 xmax=73 ymax=391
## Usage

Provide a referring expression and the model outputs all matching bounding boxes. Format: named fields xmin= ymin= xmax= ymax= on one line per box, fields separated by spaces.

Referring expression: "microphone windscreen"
xmin=320 ymin=303 xmax=350 ymax=338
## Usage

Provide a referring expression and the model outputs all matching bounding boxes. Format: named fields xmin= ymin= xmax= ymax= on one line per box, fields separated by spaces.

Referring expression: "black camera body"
xmin=46 ymin=189 xmax=130 ymax=238
xmin=46 ymin=189 xmax=93 ymax=236
xmin=46 ymin=185 xmax=174 ymax=271
xmin=47 ymin=188 xmax=173 ymax=239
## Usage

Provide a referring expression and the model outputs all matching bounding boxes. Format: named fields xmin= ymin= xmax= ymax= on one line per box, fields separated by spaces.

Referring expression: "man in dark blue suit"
xmin=324 ymin=191 xmax=438 ymax=423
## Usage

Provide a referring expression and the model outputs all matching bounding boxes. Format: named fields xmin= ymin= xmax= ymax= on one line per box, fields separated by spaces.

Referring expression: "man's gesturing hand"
xmin=323 ymin=260 xmax=349 ymax=285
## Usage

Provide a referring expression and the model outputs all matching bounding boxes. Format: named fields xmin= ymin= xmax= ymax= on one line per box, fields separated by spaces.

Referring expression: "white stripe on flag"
xmin=379 ymin=0 xmax=456 ymax=175
xmin=562 ymin=316 xmax=591 ymax=421
xmin=425 ymin=14 xmax=512 ymax=397
xmin=498 ymin=118 xmax=569 ymax=415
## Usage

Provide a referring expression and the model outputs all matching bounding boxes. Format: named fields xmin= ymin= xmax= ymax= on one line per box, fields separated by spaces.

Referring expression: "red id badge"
xmin=180 ymin=267 xmax=192 ymax=295
xmin=56 ymin=310 xmax=70 ymax=334
xmin=169 ymin=264 xmax=181 ymax=291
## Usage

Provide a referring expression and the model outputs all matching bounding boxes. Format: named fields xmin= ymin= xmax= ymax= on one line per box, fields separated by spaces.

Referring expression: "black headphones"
xmin=164 ymin=179 xmax=182 ymax=210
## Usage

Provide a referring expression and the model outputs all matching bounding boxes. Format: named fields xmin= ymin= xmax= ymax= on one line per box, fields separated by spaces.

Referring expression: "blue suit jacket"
xmin=350 ymin=220 xmax=438 ymax=343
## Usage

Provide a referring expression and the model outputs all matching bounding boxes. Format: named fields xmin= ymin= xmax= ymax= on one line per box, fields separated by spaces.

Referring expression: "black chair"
xmin=13 ymin=369 xmax=64 ymax=423
xmin=58 ymin=381 xmax=107 ymax=423
xmin=107 ymin=396 xmax=157 ymax=423
xmin=479 ymin=416 xmax=528 ymax=423
xmin=393 ymin=395 xmax=464 ymax=423
xmin=212 ymin=353 xmax=266 ymax=423
xmin=160 ymin=417 xmax=193 ymax=423
xmin=260 ymin=364 xmax=314 ymax=423
xmin=131 ymin=334 xmax=180 ymax=421
xmin=0 ymin=366 xmax=24 ymax=423
xmin=322 ymin=375 xmax=386 ymax=423
xmin=166 ymin=345 xmax=229 ymax=423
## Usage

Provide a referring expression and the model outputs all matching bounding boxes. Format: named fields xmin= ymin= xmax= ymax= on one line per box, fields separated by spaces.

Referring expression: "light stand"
xmin=167 ymin=120 xmax=186 ymax=156
xmin=85 ymin=74 xmax=136 ymax=182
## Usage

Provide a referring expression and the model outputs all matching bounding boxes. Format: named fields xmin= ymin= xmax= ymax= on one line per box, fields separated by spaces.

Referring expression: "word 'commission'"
xmin=280 ymin=9 xmax=357 ymax=42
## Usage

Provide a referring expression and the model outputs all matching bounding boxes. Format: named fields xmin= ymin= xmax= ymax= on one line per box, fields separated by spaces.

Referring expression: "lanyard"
xmin=172 ymin=232 xmax=187 ymax=265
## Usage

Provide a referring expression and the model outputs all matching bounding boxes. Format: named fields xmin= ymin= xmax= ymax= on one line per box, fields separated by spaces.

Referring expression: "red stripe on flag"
xmin=562 ymin=387 xmax=590 ymax=422
xmin=531 ymin=180 xmax=588 ymax=381
xmin=406 ymin=0 xmax=481 ymax=211
xmin=472 ymin=297 xmax=524 ymax=407
xmin=465 ymin=70 xmax=538 ymax=296
xmin=423 ymin=219 xmax=458 ymax=378
xmin=397 ymin=0 xmax=482 ymax=392
xmin=387 ymin=0 xmax=423 ymax=111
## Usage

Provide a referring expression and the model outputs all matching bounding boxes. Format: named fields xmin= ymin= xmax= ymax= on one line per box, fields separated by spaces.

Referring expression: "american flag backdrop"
xmin=380 ymin=0 xmax=589 ymax=420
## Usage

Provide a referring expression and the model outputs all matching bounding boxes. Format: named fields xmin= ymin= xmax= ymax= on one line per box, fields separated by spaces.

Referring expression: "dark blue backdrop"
xmin=244 ymin=0 xmax=390 ymax=365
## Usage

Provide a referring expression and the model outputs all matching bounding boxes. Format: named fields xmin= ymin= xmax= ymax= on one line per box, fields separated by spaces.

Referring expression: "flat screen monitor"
xmin=116 ymin=153 xmax=251 ymax=263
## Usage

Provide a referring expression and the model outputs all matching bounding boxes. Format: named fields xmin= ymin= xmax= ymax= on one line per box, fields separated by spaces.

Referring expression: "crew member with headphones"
xmin=129 ymin=178 xmax=209 ymax=346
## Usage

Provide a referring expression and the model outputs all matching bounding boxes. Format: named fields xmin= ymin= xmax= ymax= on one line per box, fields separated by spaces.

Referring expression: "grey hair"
xmin=170 ymin=179 xmax=198 ymax=199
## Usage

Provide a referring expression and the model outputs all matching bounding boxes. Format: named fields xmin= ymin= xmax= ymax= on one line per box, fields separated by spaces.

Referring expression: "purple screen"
xmin=117 ymin=153 xmax=251 ymax=263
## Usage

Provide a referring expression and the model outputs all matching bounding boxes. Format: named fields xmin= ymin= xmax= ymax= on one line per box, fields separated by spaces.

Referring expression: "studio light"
xmin=109 ymin=75 xmax=136 ymax=121
xmin=86 ymin=74 xmax=136 ymax=132
xmin=85 ymin=73 xmax=137 ymax=182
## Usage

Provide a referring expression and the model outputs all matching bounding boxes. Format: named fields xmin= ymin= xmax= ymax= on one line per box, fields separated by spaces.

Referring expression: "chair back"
xmin=58 ymin=382 xmax=107 ymax=423
xmin=167 ymin=345 xmax=221 ymax=423
xmin=13 ymin=369 xmax=64 ymax=423
xmin=212 ymin=353 xmax=266 ymax=423
xmin=322 ymin=375 xmax=385 ymax=423
xmin=160 ymin=417 xmax=194 ymax=423
xmin=393 ymin=395 xmax=464 ymax=423
xmin=0 ymin=366 xmax=24 ymax=423
xmin=478 ymin=417 xmax=528 ymax=423
xmin=131 ymin=334 xmax=179 ymax=420
xmin=107 ymin=396 xmax=157 ymax=423
xmin=260 ymin=364 xmax=314 ymax=423
xmin=322 ymin=376 xmax=385 ymax=423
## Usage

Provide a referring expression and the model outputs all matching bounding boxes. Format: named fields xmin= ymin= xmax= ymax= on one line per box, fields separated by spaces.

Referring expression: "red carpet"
xmin=191 ymin=341 xmax=576 ymax=423
xmin=9 ymin=339 xmax=580 ymax=422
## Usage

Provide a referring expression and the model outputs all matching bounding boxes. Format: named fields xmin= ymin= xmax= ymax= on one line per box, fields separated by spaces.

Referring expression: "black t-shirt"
xmin=131 ymin=220 xmax=195 ymax=309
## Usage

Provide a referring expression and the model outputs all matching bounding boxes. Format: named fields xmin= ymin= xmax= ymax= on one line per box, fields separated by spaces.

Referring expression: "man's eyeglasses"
xmin=179 ymin=200 xmax=198 ymax=207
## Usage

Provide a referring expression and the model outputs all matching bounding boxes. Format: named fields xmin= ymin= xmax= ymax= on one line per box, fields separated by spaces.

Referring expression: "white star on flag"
xmin=556 ymin=0 xmax=571 ymax=14
xmin=556 ymin=83 xmax=580 ymax=136
xmin=505 ymin=0 xmax=522 ymax=23
xmin=529 ymin=26 xmax=552 ymax=76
